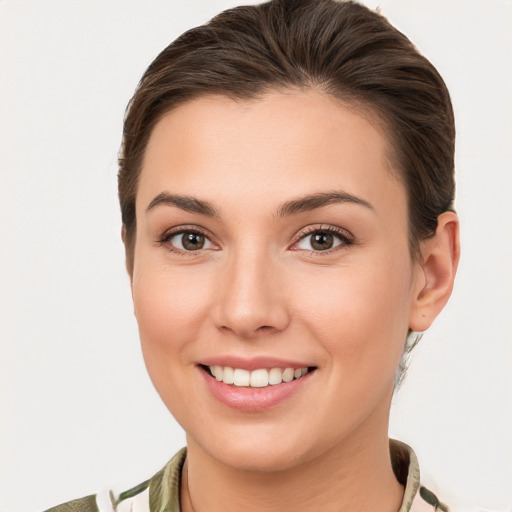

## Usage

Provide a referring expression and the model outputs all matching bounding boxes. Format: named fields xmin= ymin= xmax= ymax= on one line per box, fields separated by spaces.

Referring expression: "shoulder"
xmin=43 ymin=495 xmax=98 ymax=512
xmin=42 ymin=448 xmax=186 ymax=512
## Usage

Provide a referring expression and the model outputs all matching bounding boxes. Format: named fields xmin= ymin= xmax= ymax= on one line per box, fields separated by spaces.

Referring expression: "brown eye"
xmin=165 ymin=230 xmax=216 ymax=252
xmin=310 ymin=233 xmax=334 ymax=251
xmin=181 ymin=232 xmax=205 ymax=250
xmin=294 ymin=228 xmax=351 ymax=252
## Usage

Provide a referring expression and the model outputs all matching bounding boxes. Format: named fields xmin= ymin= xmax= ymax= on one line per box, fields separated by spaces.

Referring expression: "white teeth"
xmin=233 ymin=368 xmax=250 ymax=387
xmin=213 ymin=365 xmax=223 ymax=381
xmin=250 ymin=369 xmax=269 ymax=388
xmin=268 ymin=367 xmax=283 ymax=385
xmin=222 ymin=366 xmax=234 ymax=384
xmin=282 ymin=368 xmax=294 ymax=382
xmin=208 ymin=365 xmax=311 ymax=388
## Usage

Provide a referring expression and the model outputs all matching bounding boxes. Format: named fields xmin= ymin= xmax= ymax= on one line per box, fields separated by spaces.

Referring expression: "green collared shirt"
xmin=44 ymin=440 xmax=449 ymax=512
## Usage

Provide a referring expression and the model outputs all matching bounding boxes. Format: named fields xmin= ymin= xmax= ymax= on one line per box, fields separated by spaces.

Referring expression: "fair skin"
xmin=128 ymin=89 xmax=459 ymax=512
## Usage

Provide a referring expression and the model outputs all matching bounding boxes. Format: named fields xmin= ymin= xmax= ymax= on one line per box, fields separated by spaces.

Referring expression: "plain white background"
xmin=0 ymin=1 xmax=511 ymax=511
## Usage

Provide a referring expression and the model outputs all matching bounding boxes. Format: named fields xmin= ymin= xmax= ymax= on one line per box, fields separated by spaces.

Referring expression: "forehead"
xmin=138 ymin=89 xmax=405 ymax=217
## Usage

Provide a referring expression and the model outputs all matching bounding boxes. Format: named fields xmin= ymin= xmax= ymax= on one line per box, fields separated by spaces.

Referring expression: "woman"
xmin=45 ymin=0 xmax=460 ymax=510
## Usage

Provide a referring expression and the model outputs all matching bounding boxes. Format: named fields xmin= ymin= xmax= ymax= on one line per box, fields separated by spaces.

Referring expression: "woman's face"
xmin=131 ymin=90 xmax=425 ymax=471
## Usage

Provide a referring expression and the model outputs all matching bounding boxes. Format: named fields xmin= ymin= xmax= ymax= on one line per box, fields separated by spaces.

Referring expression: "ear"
xmin=409 ymin=211 xmax=460 ymax=332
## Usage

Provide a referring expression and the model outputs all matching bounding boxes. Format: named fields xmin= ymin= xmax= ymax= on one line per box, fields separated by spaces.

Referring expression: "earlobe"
xmin=409 ymin=211 xmax=460 ymax=332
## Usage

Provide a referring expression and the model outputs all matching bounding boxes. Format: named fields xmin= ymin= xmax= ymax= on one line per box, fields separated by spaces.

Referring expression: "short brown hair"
xmin=118 ymin=0 xmax=455 ymax=274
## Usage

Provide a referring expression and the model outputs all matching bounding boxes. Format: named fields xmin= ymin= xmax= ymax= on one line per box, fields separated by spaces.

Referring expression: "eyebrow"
xmin=146 ymin=192 xmax=219 ymax=217
xmin=146 ymin=190 xmax=373 ymax=218
xmin=276 ymin=191 xmax=374 ymax=217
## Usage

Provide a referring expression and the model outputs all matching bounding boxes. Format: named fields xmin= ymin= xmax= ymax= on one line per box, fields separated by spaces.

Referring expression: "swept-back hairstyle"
xmin=119 ymin=0 xmax=455 ymax=274
xmin=118 ymin=0 xmax=456 ymax=387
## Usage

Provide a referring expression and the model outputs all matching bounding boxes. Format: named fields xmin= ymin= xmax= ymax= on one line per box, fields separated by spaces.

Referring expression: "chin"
xmin=183 ymin=413 xmax=347 ymax=474
xmin=195 ymin=435 xmax=316 ymax=473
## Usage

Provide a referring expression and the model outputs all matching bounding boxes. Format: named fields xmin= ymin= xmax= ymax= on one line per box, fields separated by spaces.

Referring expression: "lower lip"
xmin=199 ymin=368 xmax=313 ymax=412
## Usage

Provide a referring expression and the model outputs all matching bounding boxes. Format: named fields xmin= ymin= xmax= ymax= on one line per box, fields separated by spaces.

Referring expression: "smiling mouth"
xmin=201 ymin=365 xmax=316 ymax=388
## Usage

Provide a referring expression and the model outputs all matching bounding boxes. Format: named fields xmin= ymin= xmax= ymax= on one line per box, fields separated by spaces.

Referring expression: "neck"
xmin=181 ymin=427 xmax=404 ymax=512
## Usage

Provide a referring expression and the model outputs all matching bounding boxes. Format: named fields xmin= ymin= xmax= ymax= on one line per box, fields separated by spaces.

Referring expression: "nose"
xmin=211 ymin=246 xmax=290 ymax=339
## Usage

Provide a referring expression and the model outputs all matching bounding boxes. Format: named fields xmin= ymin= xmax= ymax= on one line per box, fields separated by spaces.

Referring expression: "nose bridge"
xmin=214 ymin=240 xmax=289 ymax=337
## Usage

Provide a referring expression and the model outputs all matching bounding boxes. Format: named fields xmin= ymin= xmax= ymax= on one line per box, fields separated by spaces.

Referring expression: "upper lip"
xmin=198 ymin=355 xmax=314 ymax=372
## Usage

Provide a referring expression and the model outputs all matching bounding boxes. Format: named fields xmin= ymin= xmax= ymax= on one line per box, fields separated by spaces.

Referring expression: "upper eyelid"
xmin=294 ymin=224 xmax=353 ymax=241
xmin=159 ymin=225 xmax=215 ymax=241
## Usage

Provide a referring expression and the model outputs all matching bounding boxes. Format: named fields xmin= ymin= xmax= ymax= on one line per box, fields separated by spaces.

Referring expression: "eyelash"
xmin=156 ymin=224 xmax=354 ymax=255
xmin=156 ymin=226 xmax=218 ymax=256
xmin=291 ymin=225 xmax=354 ymax=254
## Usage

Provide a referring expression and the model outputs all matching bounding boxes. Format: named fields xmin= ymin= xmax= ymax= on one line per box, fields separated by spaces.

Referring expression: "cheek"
xmin=293 ymin=255 xmax=413 ymax=374
xmin=131 ymin=264 xmax=212 ymax=376
xmin=131 ymin=265 xmax=217 ymax=428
